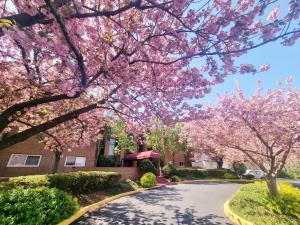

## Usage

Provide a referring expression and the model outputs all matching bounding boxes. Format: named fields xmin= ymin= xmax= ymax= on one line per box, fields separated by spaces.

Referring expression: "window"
xmin=64 ymin=156 xmax=86 ymax=167
xmin=179 ymin=162 xmax=184 ymax=167
xmin=108 ymin=138 xmax=116 ymax=156
xmin=7 ymin=154 xmax=41 ymax=167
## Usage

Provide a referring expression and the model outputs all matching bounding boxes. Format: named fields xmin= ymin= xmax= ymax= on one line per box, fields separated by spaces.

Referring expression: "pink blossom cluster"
xmin=239 ymin=64 xmax=257 ymax=74
xmin=267 ymin=6 xmax=280 ymax=21
xmin=0 ymin=0 xmax=299 ymax=151
xmin=260 ymin=64 xmax=271 ymax=72
xmin=181 ymin=81 xmax=300 ymax=178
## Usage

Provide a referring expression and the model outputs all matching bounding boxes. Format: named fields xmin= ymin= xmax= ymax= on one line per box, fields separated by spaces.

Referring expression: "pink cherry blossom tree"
xmin=181 ymin=80 xmax=300 ymax=197
xmin=181 ymin=115 xmax=234 ymax=169
xmin=1 ymin=0 xmax=300 ymax=153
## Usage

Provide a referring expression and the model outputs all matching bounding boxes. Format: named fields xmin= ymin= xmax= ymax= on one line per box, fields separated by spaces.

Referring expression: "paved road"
xmin=73 ymin=183 xmax=240 ymax=225
xmin=282 ymin=179 xmax=300 ymax=188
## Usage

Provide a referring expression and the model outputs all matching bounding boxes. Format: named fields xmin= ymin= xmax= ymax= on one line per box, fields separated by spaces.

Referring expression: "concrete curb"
xmin=57 ymin=185 xmax=164 ymax=225
xmin=224 ymin=193 xmax=255 ymax=225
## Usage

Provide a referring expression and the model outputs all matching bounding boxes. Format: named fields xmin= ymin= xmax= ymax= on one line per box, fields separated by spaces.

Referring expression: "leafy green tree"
xmin=146 ymin=118 xmax=166 ymax=153
xmin=96 ymin=123 xmax=136 ymax=166
xmin=147 ymin=118 xmax=188 ymax=164
xmin=111 ymin=122 xmax=136 ymax=154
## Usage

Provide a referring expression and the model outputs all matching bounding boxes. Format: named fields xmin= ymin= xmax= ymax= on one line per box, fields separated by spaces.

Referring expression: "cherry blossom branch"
xmin=0 ymin=103 xmax=99 ymax=150
xmin=14 ymin=40 xmax=31 ymax=76
xmin=129 ymin=29 xmax=300 ymax=65
xmin=0 ymin=93 xmax=80 ymax=133
xmin=241 ymin=116 xmax=273 ymax=154
xmin=75 ymin=118 xmax=85 ymax=144
xmin=0 ymin=84 xmax=121 ymax=150
xmin=16 ymin=119 xmax=63 ymax=147
xmin=70 ymin=1 xmax=173 ymax=19
xmin=45 ymin=0 xmax=87 ymax=88
xmin=231 ymin=145 xmax=268 ymax=172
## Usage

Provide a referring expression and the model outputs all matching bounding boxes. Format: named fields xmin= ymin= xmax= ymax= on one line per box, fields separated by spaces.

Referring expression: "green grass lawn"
xmin=229 ymin=182 xmax=300 ymax=225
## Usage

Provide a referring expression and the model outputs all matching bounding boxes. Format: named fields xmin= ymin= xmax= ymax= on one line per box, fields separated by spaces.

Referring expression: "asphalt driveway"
xmin=287 ymin=179 xmax=300 ymax=188
xmin=73 ymin=183 xmax=240 ymax=225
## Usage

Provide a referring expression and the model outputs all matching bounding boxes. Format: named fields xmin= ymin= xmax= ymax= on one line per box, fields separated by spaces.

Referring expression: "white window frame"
xmin=64 ymin=156 xmax=86 ymax=167
xmin=179 ymin=162 xmax=184 ymax=167
xmin=7 ymin=154 xmax=42 ymax=167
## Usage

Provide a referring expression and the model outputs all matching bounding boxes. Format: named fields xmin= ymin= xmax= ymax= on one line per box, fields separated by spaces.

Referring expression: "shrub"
xmin=175 ymin=168 xmax=232 ymax=179
xmin=8 ymin=175 xmax=50 ymax=188
xmin=279 ymin=169 xmax=294 ymax=179
xmin=0 ymin=187 xmax=79 ymax=225
xmin=242 ymin=174 xmax=255 ymax=180
xmin=48 ymin=171 xmax=120 ymax=194
xmin=162 ymin=162 xmax=176 ymax=178
xmin=126 ymin=179 xmax=140 ymax=190
xmin=233 ymin=163 xmax=247 ymax=176
xmin=140 ymin=172 xmax=156 ymax=188
xmin=138 ymin=159 xmax=157 ymax=174
xmin=266 ymin=182 xmax=300 ymax=219
xmin=229 ymin=182 xmax=300 ymax=225
xmin=97 ymin=155 xmax=115 ymax=167
xmin=279 ymin=167 xmax=300 ymax=179
xmin=2 ymin=171 xmax=120 ymax=195
xmin=224 ymin=172 xmax=239 ymax=179
xmin=170 ymin=175 xmax=181 ymax=182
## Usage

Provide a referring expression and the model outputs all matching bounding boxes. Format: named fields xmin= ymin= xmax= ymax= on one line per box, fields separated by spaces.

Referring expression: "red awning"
xmin=124 ymin=150 xmax=160 ymax=160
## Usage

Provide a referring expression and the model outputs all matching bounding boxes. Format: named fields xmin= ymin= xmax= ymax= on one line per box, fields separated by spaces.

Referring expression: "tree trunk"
xmin=266 ymin=175 xmax=279 ymax=197
xmin=95 ymin=140 xmax=101 ymax=167
xmin=172 ymin=152 xmax=175 ymax=165
xmin=216 ymin=156 xmax=223 ymax=169
xmin=184 ymin=154 xmax=188 ymax=167
xmin=52 ymin=152 xmax=61 ymax=174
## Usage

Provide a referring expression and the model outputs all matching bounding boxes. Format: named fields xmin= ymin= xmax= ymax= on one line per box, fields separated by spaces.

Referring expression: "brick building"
xmin=0 ymin=136 xmax=96 ymax=177
xmin=163 ymin=151 xmax=191 ymax=167
xmin=0 ymin=133 xmax=191 ymax=178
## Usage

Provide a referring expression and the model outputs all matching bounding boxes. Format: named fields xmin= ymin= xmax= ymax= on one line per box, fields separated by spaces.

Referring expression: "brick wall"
xmin=0 ymin=137 xmax=139 ymax=181
xmin=0 ymin=137 xmax=97 ymax=177
xmin=0 ymin=137 xmax=53 ymax=177
xmin=56 ymin=143 xmax=97 ymax=173
xmin=164 ymin=151 xmax=187 ymax=167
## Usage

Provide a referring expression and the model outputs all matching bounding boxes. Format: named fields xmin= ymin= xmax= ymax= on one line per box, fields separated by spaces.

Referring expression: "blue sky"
xmin=199 ymin=40 xmax=300 ymax=104
xmin=191 ymin=1 xmax=300 ymax=104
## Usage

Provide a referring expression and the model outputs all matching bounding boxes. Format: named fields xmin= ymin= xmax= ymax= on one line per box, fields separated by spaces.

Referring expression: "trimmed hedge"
xmin=140 ymin=172 xmax=156 ymax=188
xmin=223 ymin=172 xmax=239 ymax=179
xmin=49 ymin=171 xmax=120 ymax=194
xmin=1 ymin=171 xmax=120 ymax=194
xmin=242 ymin=174 xmax=255 ymax=180
xmin=0 ymin=175 xmax=49 ymax=191
xmin=0 ymin=187 xmax=79 ymax=225
xmin=175 ymin=168 xmax=235 ymax=179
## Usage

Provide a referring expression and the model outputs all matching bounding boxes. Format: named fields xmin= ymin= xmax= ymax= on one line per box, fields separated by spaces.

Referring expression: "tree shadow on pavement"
xmin=72 ymin=185 xmax=233 ymax=225
xmin=175 ymin=208 xmax=232 ymax=225
xmin=73 ymin=205 xmax=231 ymax=225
